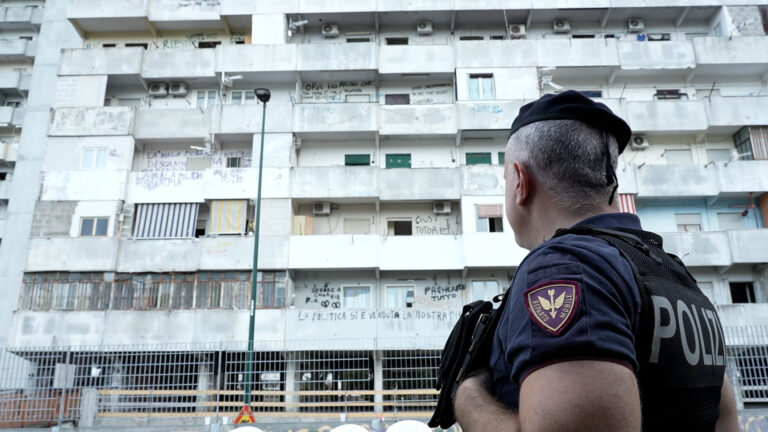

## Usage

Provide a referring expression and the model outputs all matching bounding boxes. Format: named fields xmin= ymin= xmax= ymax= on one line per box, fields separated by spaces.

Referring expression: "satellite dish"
xmin=386 ymin=420 xmax=431 ymax=432
xmin=330 ymin=425 xmax=368 ymax=432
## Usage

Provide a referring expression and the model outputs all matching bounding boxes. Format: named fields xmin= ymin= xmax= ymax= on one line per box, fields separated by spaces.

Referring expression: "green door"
xmin=386 ymin=153 xmax=411 ymax=168
xmin=466 ymin=152 xmax=492 ymax=165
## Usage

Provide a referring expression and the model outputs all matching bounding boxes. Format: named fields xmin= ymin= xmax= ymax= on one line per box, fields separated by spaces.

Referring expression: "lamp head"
xmin=255 ymin=88 xmax=271 ymax=103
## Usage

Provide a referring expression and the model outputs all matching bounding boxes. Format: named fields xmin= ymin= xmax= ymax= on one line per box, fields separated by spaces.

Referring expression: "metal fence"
xmin=0 ymin=328 xmax=765 ymax=428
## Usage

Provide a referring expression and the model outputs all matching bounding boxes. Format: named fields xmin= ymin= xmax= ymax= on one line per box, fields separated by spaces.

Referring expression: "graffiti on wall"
xmin=83 ymin=30 xmax=246 ymax=49
xmin=423 ymin=274 xmax=465 ymax=302
xmin=297 ymin=308 xmax=461 ymax=323
xmin=409 ymin=82 xmax=452 ymax=105
xmin=301 ymin=81 xmax=376 ymax=103
xmin=134 ymin=170 xmax=202 ymax=190
xmin=303 ymin=282 xmax=342 ymax=309
xmin=413 ymin=214 xmax=459 ymax=236
xmin=142 ymin=149 xmax=251 ymax=171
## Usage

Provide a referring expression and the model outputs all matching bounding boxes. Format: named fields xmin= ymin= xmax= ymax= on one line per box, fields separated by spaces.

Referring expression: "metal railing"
xmin=0 ymin=328 xmax=765 ymax=428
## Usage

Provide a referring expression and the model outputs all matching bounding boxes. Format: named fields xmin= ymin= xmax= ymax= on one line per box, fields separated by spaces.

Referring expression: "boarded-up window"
xmin=209 ymin=200 xmax=247 ymax=234
xmin=133 ymin=203 xmax=199 ymax=238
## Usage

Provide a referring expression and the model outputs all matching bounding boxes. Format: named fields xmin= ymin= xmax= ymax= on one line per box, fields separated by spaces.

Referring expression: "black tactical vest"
xmin=554 ymin=225 xmax=726 ymax=432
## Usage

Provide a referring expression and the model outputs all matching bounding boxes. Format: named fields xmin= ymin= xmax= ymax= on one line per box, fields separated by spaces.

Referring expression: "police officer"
xmin=453 ymin=91 xmax=738 ymax=431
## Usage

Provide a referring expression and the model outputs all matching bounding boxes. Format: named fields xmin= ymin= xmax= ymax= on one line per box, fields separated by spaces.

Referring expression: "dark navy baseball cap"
xmin=508 ymin=90 xmax=632 ymax=154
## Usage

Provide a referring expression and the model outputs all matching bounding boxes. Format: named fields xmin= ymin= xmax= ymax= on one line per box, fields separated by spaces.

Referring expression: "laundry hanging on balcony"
xmin=209 ymin=199 xmax=248 ymax=234
xmin=133 ymin=203 xmax=199 ymax=238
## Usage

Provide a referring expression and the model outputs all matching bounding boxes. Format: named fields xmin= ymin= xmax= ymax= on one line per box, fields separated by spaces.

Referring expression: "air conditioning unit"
xmin=630 ymin=135 xmax=649 ymax=150
xmin=627 ymin=18 xmax=645 ymax=33
xmin=553 ymin=19 xmax=571 ymax=34
xmin=148 ymin=82 xmax=168 ymax=97
xmin=416 ymin=20 xmax=433 ymax=35
xmin=312 ymin=201 xmax=331 ymax=215
xmin=508 ymin=24 xmax=527 ymax=39
xmin=169 ymin=82 xmax=187 ymax=96
xmin=433 ymin=201 xmax=451 ymax=215
xmin=322 ymin=24 xmax=340 ymax=38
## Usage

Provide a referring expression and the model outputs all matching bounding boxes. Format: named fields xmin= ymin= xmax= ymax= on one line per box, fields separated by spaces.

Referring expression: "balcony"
xmin=622 ymin=100 xmax=708 ymax=133
xmin=660 ymin=231 xmax=731 ymax=267
xmin=693 ymin=37 xmax=768 ymax=67
xmin=379 ymin=167 xmax=460 ymax=201
xmin=379 ymin=44 xmax=454 ymax=74
xmin=0 ymin=39 xmax=34 ymax=61
xmin=0 ymin=71 xmax=22 ymax=90
xmin=706 ymin=96 xmax=768 ymax=130
xmin=141 ymin=48 xmax=215 ymax=79
xmin=464 ymin=233 xmax=528 ymax=268
xmin=456 ymin=40 xmax=537 ymax=68
xmin=538 ymin=38 xmax=619 ymax=67
xmin=67 ymin=0 xmax=152 ymax=35
xmin=147 ymin=0 xmax=223 ymax=31
xmin=26 ymin=238 xmax=120 ymax=271
xmin=297 ymin=0 xmax=376 ymax=13
xmin=0 ymin=106 xmax=14 ymax=126
xmin=289 ymin=234 xmax=380 ymax=270
xmin=218 ymin=44 xmax=297 ymax=75
xmin=127 ymin=170 xmax=205 ymax=203
xmin=0 ymin=6 xmax=43 ymax=30
xmin=201 ymin=235 xmax=288 ymax=270
xmin=380 ymin=235 xmax=463 ymax=270
xmin=458 ymin=101 xmax=521 ymax=130
xmin=462 ymin=165 xmax=504 ymax=196
xmin=297 ymin=42 xmax=377 ymax=71
xmin=292 ymin=166 xmax=378 ymax=199
xmin=716 ymin=161 xmax=768 ymax=193
xmin=41 ymin=170 xmax=128 ymax=201
xmin=378 ymin=104 xmax=457 ymax=136
xmin=0 ymin=141 xmax=16 ymax=162
xmin=133 ymin=108 xmax=211 ymax=140
xmin=59 ymin=47 xmax=143 ymax=76
xmin=49 ymin=107 xmax=135 ymax=137
xmin=617 ymin=40 xmax=695 ymax=71
xmin=10 ymin=309 xmax=285 ymax=347
xmin=118 ymin=238 xmax=201 ymax=272
xmin=0 ymin=179 xmax=10 ymax=200
xmin=727 ymin=229 xmax=768 ymax=264
xmin=634 ymin=164 xmax=718 ymax=198
xmin=717 ymin=304 xmax=768 ymax=330
xmin=218 ymin=102 xmax=294 ymax=134
xmin=293 ymin=103 xmax=377 ymax=135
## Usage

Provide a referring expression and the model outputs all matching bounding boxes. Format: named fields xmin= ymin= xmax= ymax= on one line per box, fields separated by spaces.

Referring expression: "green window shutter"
xmin=498 ymin=151 xmax=505 ymax=165
xmin=345 ymin=154 xmax=371 ymax=166
xmin=466 ymin=152 xmax=492 ymax=165
xmin=386 ymin=153 xmax=411 ymax=168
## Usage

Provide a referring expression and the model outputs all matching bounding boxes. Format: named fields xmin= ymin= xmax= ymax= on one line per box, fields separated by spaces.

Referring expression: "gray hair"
xmin=507 ymin=119 xmax=619 ymax=215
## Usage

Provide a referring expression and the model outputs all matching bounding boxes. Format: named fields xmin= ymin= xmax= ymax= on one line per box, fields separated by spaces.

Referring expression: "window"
xmin=346 ymin=37 xmax=371 ymax=43
xmin=344 ymin=218 xmax=371 ymax=234
xmin=468 ymin=74 xmax=495 ymax=100
xmin=125 ymin=43 xmax=148 ymax=49
xmin=718 ymin=212 xmax=746 ymax=230
xmin=196 ymin=90 xmax=217 ymax=109
xmin=256 ymin=271 xmax=286 ymax=308
xmin=490 ymin=35 xmax=505 ymax=40
xmin=5 ymin=100 xmax=21 ymax=107
xmin=498 ymin=151 xmax=505 ymax=165
xmin=0 ymin=172 xmax=7 ymax=180
xmin=102 ymin=43 xmax=116 ymax=48
xmin=345 ymin=154 xmax=371 ymax=166
xmin=466 ymin=152 xmax=492 ymax=165
xmin=471 ymin=280 xmax=501 ymax=301
xmin=459 ymin=36 xmax=484 ymax=41
xmin=187 ymin=157 xmax=212 ymax=171
xmin=730 ymin=282 xmax=756 ymax=304
xmin=572 ymin=34 xmax=596 ymax=39
xmin=385 ymin=153 xmax=411 ymax=168
xmin=385 ymin=94 xmax=410 ymax=105
xmin=675 ymin=213 xmax=702 ymax=232
xmin=345 ymin=94 xmax=370 ymax=102
xmin=80 ymin=217 xmax=109 ymax=237
xmin=386 ymin=286 xmax=415 ymax=308
xmin=647 ymin=33 xmax=671 ymax=41
xmin=197 ymin=41 xmax=221 ymax=49
xmin=580 ymin=90 xmax=603 ymax=98
xmin=476 ymin=204 xmax=503 ymax=233
xmin=117 ymin=98 xmax=141 ymax=107
xmin=698 ymin=281 xmax=715 ymax=304
xmin=387 ymin=220 xmax=412 ymax=236
xmin=386 ymin=37 xmax=409 ymax=45
xmin=81 ymin=148 xmax=107 ymax=169
xmin=230 ymin=90 xmax=255 ymax=105
xmin=665 ymin=149 xmax=693 ymax=165
xmin=654 ymin=89 xmax=687 ymax=100
xmin=226 ymin=157 xmax=242 ymax=168
xmin=706 ymin=149 xmax=732 ymax=163
xmin=731 ymin=126 xmax=768 ymax=161
xmin=54 ymin=283 xmax=77 ymax=310
xmin=343 ymin=286 xmax=370 ymax=308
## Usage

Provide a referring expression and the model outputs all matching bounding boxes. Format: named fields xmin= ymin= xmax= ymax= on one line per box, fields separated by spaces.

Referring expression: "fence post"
xmin=216 ymin=348 xmax=222 ymax=424
xmin=56 ymin=349 xmax=71 ymax=429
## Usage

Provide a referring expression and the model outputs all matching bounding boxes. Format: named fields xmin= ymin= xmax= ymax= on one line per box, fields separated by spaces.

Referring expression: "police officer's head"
xmin=504 ymin=91 xmax=631 ymax=249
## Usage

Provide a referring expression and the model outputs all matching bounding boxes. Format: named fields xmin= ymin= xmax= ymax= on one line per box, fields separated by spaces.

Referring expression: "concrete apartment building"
xmin=0 ymin=0 xmax=767 ymax=429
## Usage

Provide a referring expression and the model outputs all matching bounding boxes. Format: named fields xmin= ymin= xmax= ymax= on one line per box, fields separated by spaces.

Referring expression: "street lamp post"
xmin=244 ymin=88 xmax=271 ymax=406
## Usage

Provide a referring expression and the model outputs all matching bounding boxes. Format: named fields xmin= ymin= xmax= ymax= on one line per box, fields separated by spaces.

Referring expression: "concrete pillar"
xmin=197 ymin=363 xmax=211 ymax=409
xmin=284 ymin=354 xmax=297 ymax=413
xmin=109 ymin=358 xmax=123 ymax=413
xmin=373 ymin=352 xmax=383 ymax=413
xmin=78 ymin=388 xmax=99 ymax=427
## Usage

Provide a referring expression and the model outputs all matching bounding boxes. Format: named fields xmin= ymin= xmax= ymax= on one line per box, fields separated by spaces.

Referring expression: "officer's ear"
xmin=512 ymin=161 xmax=531 ymax=206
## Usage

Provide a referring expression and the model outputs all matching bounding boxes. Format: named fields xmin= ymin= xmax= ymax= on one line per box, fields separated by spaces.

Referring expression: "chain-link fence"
xmin=0 ymin=328 xmax=765 ymax=428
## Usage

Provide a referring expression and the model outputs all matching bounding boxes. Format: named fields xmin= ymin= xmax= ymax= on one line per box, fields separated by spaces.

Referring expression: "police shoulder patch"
xmin=524 ymin=280 xmax=580 ymax=336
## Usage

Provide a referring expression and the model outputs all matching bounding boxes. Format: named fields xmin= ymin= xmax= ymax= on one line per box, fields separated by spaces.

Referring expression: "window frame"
xmin=470 ymin=280 xmax=502 ymax=302
xmin=385 ymin=285 xmax=415 ymax=308
xmin=79 ymin=217 xmax=109 ymax=237
xmin=468 ymin=73 xmax=495 ymax=100
xmin=196 ymin=90 xmax=218 ymax=109
xmin=675 ymin=213 xmax=703 ymax=232
xmin=343 ymin=285 xmax=371 ymax=308
xmin=81 ymin=147 xmax=108 ymax=169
